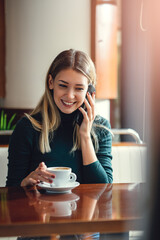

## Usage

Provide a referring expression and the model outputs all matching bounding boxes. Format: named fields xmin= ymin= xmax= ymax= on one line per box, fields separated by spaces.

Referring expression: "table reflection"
xmin=23 ymin=184 xmax=113 ymax=222
xmin=0 ymin=184 xmax=143 ymax=237
xmin=25 ymin=187 xmax=79 ymax=220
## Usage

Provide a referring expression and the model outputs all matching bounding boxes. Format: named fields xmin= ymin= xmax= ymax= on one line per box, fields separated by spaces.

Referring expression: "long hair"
xmin=26 ymin=49 xmax=104 ymax=153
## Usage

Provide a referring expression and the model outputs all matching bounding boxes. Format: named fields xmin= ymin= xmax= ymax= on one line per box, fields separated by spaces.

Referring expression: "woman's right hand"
xmin=20 ymin=162 xmax=55 ymax=187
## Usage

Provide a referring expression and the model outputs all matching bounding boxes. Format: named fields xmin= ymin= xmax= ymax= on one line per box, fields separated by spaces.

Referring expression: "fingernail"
xmin=52 ymin=175 xmax=55 ymax=178
xmin=49 ymin=179 xmax=53 ymax=183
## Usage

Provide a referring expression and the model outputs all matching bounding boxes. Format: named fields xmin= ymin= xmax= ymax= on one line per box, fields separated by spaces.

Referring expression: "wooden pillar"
xmin=91 ymin=0 xmax=118 ymax=99
xmin=0 ymin=0 xmax=5 ymax=98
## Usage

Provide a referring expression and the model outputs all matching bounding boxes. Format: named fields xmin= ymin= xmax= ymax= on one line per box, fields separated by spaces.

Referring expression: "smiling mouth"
xmin=61 ymin=100 xmax=76 ymax=106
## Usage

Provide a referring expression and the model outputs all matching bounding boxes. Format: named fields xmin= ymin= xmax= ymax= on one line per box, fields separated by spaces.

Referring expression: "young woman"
xmin=6 ymin=49 xmax=113 ymax=187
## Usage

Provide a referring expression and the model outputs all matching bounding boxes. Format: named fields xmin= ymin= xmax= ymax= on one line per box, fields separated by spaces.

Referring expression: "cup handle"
xmin=70 ymin=201 xmax=77 ymax=211
xmin=69 ymin=173 xmax=77 ymax=182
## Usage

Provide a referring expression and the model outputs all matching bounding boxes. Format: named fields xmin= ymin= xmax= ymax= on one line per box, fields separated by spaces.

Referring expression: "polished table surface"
xmin=0 ymin=183 xmax=144 ymax=237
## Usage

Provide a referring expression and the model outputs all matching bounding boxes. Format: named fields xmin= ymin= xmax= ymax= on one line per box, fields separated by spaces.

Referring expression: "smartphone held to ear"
xmin=74 ymin=84 xmax=96 ymax=126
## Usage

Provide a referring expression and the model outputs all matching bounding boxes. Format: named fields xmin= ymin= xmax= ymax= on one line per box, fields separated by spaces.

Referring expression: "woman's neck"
xmin=58 ymin=108 xmax=78 ymax=123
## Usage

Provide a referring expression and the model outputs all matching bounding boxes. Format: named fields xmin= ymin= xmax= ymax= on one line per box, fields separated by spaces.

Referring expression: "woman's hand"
xmin=78 ymin=91 xmax=97 ymax=166
xmin=20 ymin=162 xmax=55 ymax=187
xmin=79 ymin=91 xmax=96 ymax=139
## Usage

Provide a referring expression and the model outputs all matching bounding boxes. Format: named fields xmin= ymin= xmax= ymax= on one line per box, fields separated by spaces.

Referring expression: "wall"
xmin=4 ymin=0 xmax=110 ymax=120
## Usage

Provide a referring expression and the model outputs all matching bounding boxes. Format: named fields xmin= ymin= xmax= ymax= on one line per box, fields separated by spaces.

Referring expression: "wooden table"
xmin=0 ymin=183 xmax=144 ymax=237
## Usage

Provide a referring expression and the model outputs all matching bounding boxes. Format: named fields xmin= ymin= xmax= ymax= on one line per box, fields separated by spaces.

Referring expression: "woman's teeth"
xmin=62 ymin=101 xmax=74 ymax=105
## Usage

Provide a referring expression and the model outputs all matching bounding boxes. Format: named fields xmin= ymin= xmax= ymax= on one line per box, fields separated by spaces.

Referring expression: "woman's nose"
xmin=66 ymin=89 xmax=75 ymax=99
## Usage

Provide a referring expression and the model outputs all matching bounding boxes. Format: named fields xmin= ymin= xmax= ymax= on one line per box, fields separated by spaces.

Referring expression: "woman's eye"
xmin=76 ymin=88 xmax=84 ymax=91
xmin=59 ymin=84 xmax=67 ymax=88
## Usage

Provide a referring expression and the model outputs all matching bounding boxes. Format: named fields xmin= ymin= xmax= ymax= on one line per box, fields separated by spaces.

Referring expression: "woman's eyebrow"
xmin=58 ymin=80 xmax=85 ymax=87
xmin=58 ymin=80 xmax=68 ymax=84
xmin=75 ymin=84 xmax=85 ymax=87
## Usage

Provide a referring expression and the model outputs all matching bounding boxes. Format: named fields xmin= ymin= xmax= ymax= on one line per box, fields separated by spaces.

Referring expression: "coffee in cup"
xmin=47 ymin=167 xmax=77 ymax=187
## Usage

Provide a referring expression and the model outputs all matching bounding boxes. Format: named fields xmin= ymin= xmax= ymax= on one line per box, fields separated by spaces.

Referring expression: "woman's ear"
xmin=48 ymin=74 xmax=54 ymax=89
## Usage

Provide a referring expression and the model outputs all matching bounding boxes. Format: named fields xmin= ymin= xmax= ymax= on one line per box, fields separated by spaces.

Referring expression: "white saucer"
xmin=38 ymin=181 xmax=80 ymax=193
xmin=38 ymin=192 xmax=80 ymax=202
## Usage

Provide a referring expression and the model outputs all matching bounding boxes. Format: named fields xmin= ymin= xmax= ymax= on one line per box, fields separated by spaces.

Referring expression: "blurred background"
xmin=0 ymin=0 xmax=148 ymax=143
xmin=1 ymin=0 xmax=160 ymax=239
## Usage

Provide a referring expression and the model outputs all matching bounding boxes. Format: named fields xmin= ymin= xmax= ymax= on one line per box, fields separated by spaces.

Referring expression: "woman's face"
xmin=48 ymin=68 xmax=88 ymax=114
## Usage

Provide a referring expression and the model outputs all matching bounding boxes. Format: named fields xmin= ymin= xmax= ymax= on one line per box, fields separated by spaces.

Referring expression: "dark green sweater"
xmin=6 ymin=111 xmax=113 ymax=186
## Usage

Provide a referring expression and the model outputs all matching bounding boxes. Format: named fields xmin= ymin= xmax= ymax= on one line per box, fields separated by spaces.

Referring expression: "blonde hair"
xmin=26 ymin=49 xmax=108 ymax=154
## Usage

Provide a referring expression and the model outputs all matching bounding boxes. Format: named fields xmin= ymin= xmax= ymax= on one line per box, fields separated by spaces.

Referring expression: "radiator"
xmin=111 ymin=128 xmax=147 ymax=183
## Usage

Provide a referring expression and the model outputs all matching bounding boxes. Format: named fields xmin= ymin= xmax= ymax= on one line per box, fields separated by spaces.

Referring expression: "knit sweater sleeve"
xmin=6 ymin=117 xmax=35 ymax=186
xmin=83 ymin=116 xmax=113 ymax=183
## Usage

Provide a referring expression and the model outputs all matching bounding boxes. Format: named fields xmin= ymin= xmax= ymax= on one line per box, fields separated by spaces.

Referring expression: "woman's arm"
xmin=78 ymin=92 xmax=113 ymax=183
xmin=82 ymin=118 xmax=113 ymax=183
xmin=6 ymin=117 xmax=34 ymax=186
xmin=79 ymin=92 xmax=97 ymax=165
xmin=6 ymin=117 xmax=54 ymax=187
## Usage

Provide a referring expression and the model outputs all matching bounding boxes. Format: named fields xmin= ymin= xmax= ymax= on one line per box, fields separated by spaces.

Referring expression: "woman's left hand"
xmin=79 ymin=91 xmax=96 ymax=138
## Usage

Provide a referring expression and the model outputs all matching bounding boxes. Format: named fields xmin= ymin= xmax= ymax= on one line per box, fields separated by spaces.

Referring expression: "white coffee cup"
xmin=50 ymin=201 xmax=77 ymax=217
xmin=47 ymin=167 xmax=77 ymax=187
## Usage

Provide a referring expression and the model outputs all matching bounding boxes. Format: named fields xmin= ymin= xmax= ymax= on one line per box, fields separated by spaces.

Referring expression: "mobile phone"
xmin=74 ymin=84 xmax=96 ymax=126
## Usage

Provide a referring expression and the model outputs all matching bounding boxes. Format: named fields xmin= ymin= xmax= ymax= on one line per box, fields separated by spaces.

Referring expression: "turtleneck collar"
xmin=58 ymin=108 xmax=79 ymax=124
